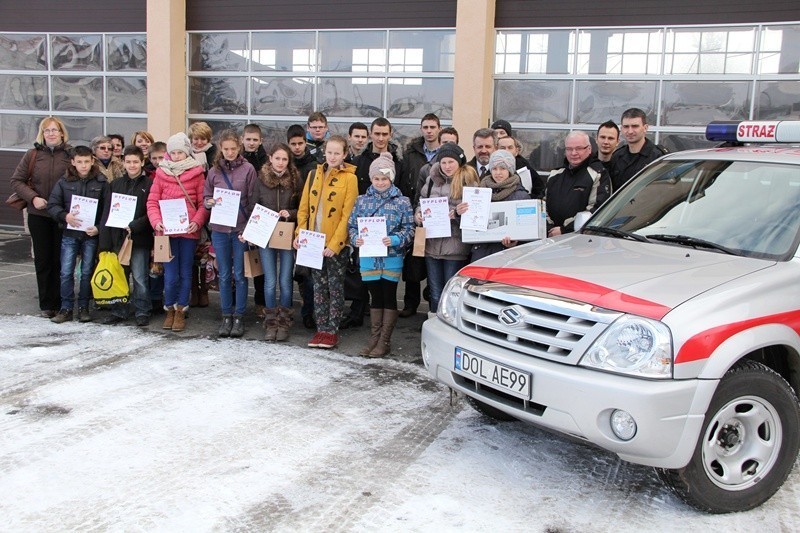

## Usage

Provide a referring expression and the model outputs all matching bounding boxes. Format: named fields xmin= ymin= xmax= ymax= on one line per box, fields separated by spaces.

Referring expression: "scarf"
xmin=159 ymin=156 xmax=202 ymax=177
xmin=480 ymin=172 xmax=522 ymax=201
xmin=192 ymin=143 xmax=213 ymax=170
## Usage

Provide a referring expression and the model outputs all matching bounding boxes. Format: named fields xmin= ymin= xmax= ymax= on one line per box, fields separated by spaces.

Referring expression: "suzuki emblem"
xmin=498 ymin=306 xmax=525 ymax=327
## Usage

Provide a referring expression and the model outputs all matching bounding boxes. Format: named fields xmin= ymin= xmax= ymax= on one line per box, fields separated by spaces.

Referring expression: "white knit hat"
xmin=166 ymin=132 xmax=192 ymax=157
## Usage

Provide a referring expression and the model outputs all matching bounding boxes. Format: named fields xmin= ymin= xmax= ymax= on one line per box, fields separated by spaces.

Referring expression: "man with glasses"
xmin=545 ymin=131 xmax=610 ymax=237
xmin=306 ymin=111 xmax=330 ymax=164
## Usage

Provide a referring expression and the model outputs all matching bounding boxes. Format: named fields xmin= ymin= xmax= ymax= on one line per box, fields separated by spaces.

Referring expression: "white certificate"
xmin=68 ymin=194 xmax=99 ymax=232
xmin=104 ymin=193 xmax=138 ymax=229
xmin=419 ymin=196 xmax=451 ymax=239
xmin=460 ymin=187 xmax=492 ymax=231
xmin=241 ymin=203 xmax=280 ymax=249
xmin=209 ymin=187 xmax=242 ymax=227
xmin=357 ymin=216 xmax=388 ymax=258
xmin=159 ymin=198 xmax=190 ymax=235
xmin=295 ymin=229 xmax=326 ymax=270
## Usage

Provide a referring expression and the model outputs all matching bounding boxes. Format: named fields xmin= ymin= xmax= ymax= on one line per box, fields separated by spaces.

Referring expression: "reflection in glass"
xmin=106 ymin=35 xmax=147 ymax=71
xmin=189 ymin=33 xmax=248 ymax=71
xmin=51 ymin=35 xmax=102 ymax=70
xmin=248 ymin=120 xmax=299 ymax=149
xmin=665 ymin=27 xmax=755 ymax=74
xmin=0 ymin=34 xmax=46 ymax=70
xmin=0 ymin=114 xmax=46 ymax=149
xmin=251 ymin=76 xmax=314 ymax=116
xmin=577 ymin=29 xmax=662 ymax=75
xmin=319 ymin=31 xmax=386 ymax=72
xmin=252 ymin=32 xmax=316 ymax=72
xmin=495 ymin=30 xmax=573 ymax=74
xmin=106 ymin=117 xmax=148 ymax=142
xmin=661 ymin=81 xmax=751 ymax=126
xmin=756 ymin=81 xmax=800 ymax=120
xmin=0 ymin=74 xmax=48 ymax=110
xmin=387 ymin=78 xmax=452 ymax=120
xmin=318 ymin=77 xmax=383 ymax=118
xmin=52 ymin=76 xmax=103 ymax=112
xmin=659 ymin=134 xmax=718 ymax=153
xmin=190 ymin=119 xmax=246 ymax=142
xmin=515 ymin=129 xmax=569 ymax=173
xmin=60 ymin=116 xmax=104 ymax=147
xmin=759 ymin=25 xmax=800 ymax=75
xmin=189 ymin=77 xmax=247 ymax=114
xmin=575 ymin=81 xmax=657 ymax=124
xmin=107 ymin=77 xmax=147 ymax=113
xmin=494 ymin=80 xmax=570 ymax=123
xmin=389 ymin=30 xmax=455 ymax=73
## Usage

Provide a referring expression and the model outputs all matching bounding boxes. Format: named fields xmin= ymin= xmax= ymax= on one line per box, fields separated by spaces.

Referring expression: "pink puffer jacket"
xmin=146 ymin=165 xmax=209 ymax=239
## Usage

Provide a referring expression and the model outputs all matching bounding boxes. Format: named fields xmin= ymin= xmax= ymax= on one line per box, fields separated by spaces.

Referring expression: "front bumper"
xmin=421 ymin=318 xmax=718 ymax=468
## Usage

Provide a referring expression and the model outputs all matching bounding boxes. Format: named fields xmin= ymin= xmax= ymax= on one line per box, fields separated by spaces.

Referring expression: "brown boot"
xmin=369 ymin=309 xmax=398 ymax=358
xmin=197 ymin=267 xmax=209 ymax=307
xmin=263 ymin=308 xmax=278 ymax=341
xmin=189 ymin=267 xmax=199 ymax=307
xmin=162 ymin=306 xmax=176 ymax=329
xmin=360 ymin=308 xmax=384 ymax=356
xmin=276 ymin=306 xmax=294 ymax=342
xmin=172 ymin=305 xmax=187 ymax=332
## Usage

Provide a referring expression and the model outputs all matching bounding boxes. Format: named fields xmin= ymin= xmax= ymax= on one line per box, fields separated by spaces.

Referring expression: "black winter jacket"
xmin=47 ymin=167 xmax=109 ymax=239
xmin=545 ymin=157 xmax=611 ymax=234
xmin=608 ymin=138 xmax=666 ymax=191
xmin=353 ymin=143 xmax=403 ymax=195
xmin=99 ymin=173 xmax=154 ymax=252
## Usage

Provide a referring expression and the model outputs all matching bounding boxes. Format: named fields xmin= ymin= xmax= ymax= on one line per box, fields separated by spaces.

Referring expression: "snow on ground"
xmin=1 ymin=315 xmax=798 ymax=532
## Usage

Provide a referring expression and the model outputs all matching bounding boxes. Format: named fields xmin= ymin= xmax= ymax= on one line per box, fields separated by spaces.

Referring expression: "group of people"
xmin=9 ymin=107 xmax=664 ymax=356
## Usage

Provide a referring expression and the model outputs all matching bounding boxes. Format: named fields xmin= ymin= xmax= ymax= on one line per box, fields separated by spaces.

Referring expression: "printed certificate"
xmin=295 ymin=229 xmax=326 ymax=270
xmin=241 ymin=203 xmax=280 ymax=248
xmin=419 ymin=196 xmax=451 ymax=239
xmin=104 ymin=193 xmax=138 ymax=229
xmin=357 ymin=216 xmax=388 ymax=257
xmin=159 ymin=198 xmax=190 ymax=235
xmin=209 ymin=187 xmax=242 ymax=227
xmin=460 ymin=187 xmax=492 ymax=231
xmin=68 ymin=195 xmax=99 ymax=232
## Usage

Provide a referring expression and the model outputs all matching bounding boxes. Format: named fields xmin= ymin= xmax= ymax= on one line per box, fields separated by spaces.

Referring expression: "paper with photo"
xmin=460 ymin=187 xmax=492 ymax=231
xmin=241 ymin=203 xmax=280 ymax=249
xmin=104 ymin=193 xmax=138 ymax=229
xmin=159 ymin=198 xmax=190 ymax=235
xmin=357 ymin=216 xmax=388 ymax=257
xmin=68 ymin=194 xmax=99 ymax=232
xmin=295 ymin=229 xmax=326 ymax=270
xmin=419 ymin=196 xmax=451 ymax=239
xmin=209 ymin=187 xmax=242 ymax=227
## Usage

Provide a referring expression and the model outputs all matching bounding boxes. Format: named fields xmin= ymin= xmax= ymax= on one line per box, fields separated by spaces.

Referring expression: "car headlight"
xmin=437 ymin=275 xmax=467 ymax=327
xmin=580 ymin=315 xmax=673 ymax=378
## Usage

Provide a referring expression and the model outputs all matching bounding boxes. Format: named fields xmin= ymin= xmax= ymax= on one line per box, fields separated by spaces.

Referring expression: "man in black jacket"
xmin=546 ymin=132 xmax=611 ymax=237
xmin=609 ymin=108 xmax=666 ymax=191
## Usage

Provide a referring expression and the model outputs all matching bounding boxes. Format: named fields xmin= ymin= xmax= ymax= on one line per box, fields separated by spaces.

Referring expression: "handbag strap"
xmin=174 ymin=175 xmax=196 ymax=210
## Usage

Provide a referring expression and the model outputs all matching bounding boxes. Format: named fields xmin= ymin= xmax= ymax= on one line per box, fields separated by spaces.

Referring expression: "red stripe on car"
xmin=459 ymin=266 xmax=671 ymax=320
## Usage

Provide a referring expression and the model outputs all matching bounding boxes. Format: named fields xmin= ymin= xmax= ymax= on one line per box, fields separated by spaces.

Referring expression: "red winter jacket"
xmin=146 ymin=165 xmax=209 ymax=239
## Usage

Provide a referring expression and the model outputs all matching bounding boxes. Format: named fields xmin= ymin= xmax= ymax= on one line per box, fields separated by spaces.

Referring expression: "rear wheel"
xmin=466 ymin=395 xmax=518 ymax=422
xmin=657 ymin=360 xmax=800 ymax=513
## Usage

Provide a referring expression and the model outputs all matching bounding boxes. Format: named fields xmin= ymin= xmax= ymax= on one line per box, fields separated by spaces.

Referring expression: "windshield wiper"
xmin=583 ymin=225 xmax=650 ymax=243
xmin=647 ymin=234 xmax=743 ymax=256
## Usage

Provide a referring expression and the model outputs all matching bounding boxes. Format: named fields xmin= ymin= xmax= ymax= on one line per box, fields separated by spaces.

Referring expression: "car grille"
xmin=458 ymin=280 xmax=620 ymax=364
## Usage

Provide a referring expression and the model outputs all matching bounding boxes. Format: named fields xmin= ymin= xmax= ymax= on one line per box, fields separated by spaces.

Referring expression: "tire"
xmin=466 ymin=395 xmax=518 ymax=422
xmin=657 ymin=360 xmax=800 ymax=513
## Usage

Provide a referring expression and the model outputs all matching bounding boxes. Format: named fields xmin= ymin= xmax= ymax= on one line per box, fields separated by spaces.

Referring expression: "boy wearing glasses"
xmin=545 ymin=131 xmax=610 ymax=237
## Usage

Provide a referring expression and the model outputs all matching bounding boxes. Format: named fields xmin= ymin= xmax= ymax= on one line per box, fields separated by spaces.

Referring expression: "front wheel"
xmin=657 ymin=360 xmax=800 ymax=513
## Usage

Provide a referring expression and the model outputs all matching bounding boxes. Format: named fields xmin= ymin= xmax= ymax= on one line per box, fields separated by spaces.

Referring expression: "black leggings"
xmin=366 ymin=278 xmax=399 ymax=310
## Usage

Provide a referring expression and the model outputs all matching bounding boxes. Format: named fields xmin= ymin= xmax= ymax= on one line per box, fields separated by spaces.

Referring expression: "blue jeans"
xmin=425 ymin=257 xmax=467 ymax=313
xmin=259 ymin=246 xmax=295 ymax=308
xmin=163 ymin=237 xmax=198 ymax=308
xmin=211 ymin=231 xmax=248 ymax=316
xmin=113 ymin=246 xmax=151 ymax=318
xmin=60 ymin=235 xmax=98 ymax=310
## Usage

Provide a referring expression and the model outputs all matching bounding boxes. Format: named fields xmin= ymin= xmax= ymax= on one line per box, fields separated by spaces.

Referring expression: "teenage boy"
xmin=98 ymin=146 xmax=153 ymax=326
xmin=241 ymin=123 xmax=268 ymax=319
xmin=305 ymin=111 xmax=329 ymax=163
xmin=143 ymin=141 xmax=166 ymax=179
xmin=288 ymin=124 xmax=318 ymax=185
xmin=47 ymin=145 xmax=110 ymax=324
xmin=348 ymin=122 xmax=369 ymax=160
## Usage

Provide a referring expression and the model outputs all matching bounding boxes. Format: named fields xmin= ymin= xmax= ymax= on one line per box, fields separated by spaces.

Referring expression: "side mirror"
xmin=574 ymin=211 xmax=592 ymax=232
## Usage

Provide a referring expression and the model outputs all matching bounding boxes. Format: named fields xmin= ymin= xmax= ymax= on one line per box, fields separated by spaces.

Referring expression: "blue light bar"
xmin=705 ymin=121 xmax=740 ymax=142
xmin=705 ymin=120 xmax=800 ymax=143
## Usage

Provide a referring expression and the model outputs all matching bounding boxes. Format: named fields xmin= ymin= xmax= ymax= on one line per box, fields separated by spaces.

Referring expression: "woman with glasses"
xmin=10 ymin=117 xmax=73 ymax=317
xmin=92 ymin=136 xmax=125 ymax=182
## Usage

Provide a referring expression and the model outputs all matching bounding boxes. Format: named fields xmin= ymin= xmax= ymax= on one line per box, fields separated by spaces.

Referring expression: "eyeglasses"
xmin=565 ymin=145 xmax=590 ymax=153
xmin=43 ymin=128 xmax=61 ymax=134
xmin=97 ymin=146 xmax=113 ymax=151
xmin=308 ymin=125 xmax=326 ymax=130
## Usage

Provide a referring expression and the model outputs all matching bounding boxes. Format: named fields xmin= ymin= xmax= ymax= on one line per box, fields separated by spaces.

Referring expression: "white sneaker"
xmin=428 ymin=311 xmax=437 ymax=319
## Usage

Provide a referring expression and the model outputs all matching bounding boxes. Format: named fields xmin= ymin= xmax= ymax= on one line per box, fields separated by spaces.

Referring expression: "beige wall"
xmin=146 ymin=0 xmax=187 ymax=140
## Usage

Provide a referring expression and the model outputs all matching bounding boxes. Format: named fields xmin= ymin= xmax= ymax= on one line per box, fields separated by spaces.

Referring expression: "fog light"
xmin=610 ymin=409 xmax=637 ymax=441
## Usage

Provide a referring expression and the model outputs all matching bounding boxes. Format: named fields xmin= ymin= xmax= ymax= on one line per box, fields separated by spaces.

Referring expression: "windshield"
xmin=587 ymin=159 xmax=800 ymax=260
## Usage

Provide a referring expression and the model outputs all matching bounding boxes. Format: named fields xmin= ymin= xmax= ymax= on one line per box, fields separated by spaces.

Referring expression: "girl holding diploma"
xmin=249 ymin=143 xmax=301 ymax=342
xmin=414 ymin=143 xmax=478 ymax=317
xmin=146 ymin=132 xmax=208 ymax=332
xmin=203 ymin=130 xmax=257 ymax=338
xmin=294 ymin=135 xmax=358 ymax=350
xmin=347 ymin=152 xmax=414 ymax=357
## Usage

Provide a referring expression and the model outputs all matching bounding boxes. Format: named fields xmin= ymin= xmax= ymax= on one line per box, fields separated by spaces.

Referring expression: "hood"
xmin=461 ymin=234 xmax=774 ymax=319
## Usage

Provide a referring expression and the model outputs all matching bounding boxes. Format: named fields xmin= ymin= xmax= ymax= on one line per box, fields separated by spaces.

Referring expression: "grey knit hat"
xmin=368 ymin=151 xmax=396 ymax=182
xmin=166 ymin=132 xmax=192 ymax=157
xmin=488 ymin=149 xmax=515 ymax=171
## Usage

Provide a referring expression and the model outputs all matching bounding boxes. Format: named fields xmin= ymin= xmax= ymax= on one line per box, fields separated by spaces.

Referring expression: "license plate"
xmin=454 ymin=348 xmax=531 ymax=400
